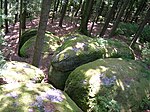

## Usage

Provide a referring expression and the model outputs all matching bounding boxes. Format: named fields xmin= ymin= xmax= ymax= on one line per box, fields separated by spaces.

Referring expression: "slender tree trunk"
xmin=99 ymin=0 xmax=120 ymax=37
xmin=55 ymin=0 xmax=60 ymax=13
xmin=21 ymin=0 xmax=27 ymax=30
xmin=130 ymin=8 xmax=150 ymax=48
xmin=0 ymin=0 xmax=2 ymax=28
xmin=124 ymin=0 xmax=135 ymax=22
xmin=4 ymin=0 xmax=9 ymax=34
xmin=109 ymin=0 xmax=129 ymax=38
xmin=32 ymin=0 xmax=51 ymax=67
xmin=59 ymin=0 xmax=68 ymax=27
xmin=95 ymin=1 xmax=105 ymax=23
xmin=123 ymin=0 xmax=135 ymax=22
xmin=74 ymin=0 xmax=82 ymax=17
xmin=18 ymin=0 xmax=23 ymax=56
xmin=51 ymin=0 xmax=57 ymax=23
xmin=79 ymin=0 xmax=94 ymax=35
xmin=90 ymin=0 xmax=102 ymax=34
xmin=14 ymin=0 xmax=19 ymax=23
xmin=131 ymin=0 xmax=147 ymax=23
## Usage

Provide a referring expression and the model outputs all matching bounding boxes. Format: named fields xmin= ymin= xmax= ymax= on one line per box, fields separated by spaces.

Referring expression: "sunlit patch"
xmin=6 ymin=91 xmax=19 ymax=99
xmin=75 ymin=42 xmax=85 ymax=49
xmin=116 ymin=79 xmax=125 ymax=91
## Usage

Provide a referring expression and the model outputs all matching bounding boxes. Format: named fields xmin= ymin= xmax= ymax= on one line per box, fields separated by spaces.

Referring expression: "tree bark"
xmin=0 ymin=0 xmax=2 ymax=28
xmin=79 ymin=0 xmax=94 ymax=35
xmin=99 ymin=0 xmax=120 ymax=37
xmin=109 ymin=0 xmax=130 ymax=38
xmin=131 ymin=0 xmax=147 ymax=23
xmin=130 ymin=7 xmax=150 ymax=48
xmin=59 ymin=0 xmax=68 ymax=27
xmin=21 ymin=0 xmax=27 ymax=30
xmin=14 ymin=0 xmax=19 ymax=23
xmin=18 ymin=0 xmax=23 ymax=56
xmin=51 ymin=0 xmax=57 ymax=23
xmin=4 ymin=0 xmax=9 ymax=34
xmin=123 ymin=0 xmax=135 ymax=22
xmin=32 ymin=0 xmax=51 ymax=67
xmin=74 ymin=0 xmax=82 ymax=17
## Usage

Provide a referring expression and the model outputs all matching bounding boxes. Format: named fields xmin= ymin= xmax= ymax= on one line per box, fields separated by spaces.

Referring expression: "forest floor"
xmin=1 ymin=17 xmax=144 ymax=80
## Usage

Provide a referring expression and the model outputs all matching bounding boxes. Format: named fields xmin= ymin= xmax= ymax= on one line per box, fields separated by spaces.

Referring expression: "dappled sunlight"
xmin=0 ymin=83 xmax=82 ymax=112
xmin=116 ymin=79 xmax=125 ymax=91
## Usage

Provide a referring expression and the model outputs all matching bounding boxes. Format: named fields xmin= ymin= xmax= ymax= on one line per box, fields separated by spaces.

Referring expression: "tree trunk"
xmin=109 ymin=0 xmax=129 ymax=38
xmin=74 ymin=0 xmax=82 ymax=17
xmin=59 ymin=0 xmax=68 ymax=27
xmin=14 ymin=0 xmax=19 ymax=23
xmin=55 ymin=0 xmax=60 ymax=13
xmin=99 ymin=0 xmax=120 ymax=37
xmin=4 ymin=0 xmax=9 ymax=34
xmin=51 ymin=0 xmax=57 ymax=23
xmin=123 ymin=0 xmax=135 ymax=22
xmin=21 ymin=0 xmax=27 ymax=30
xmin=95 ymin=1 xmax=105 ymax=23
xmin=131 ymin=0 xmax=147 ymax=23
xmin=0 ymin=0 xmax=2 ymax=28
xmin=130 ymin=8 xmax=150 ymax=48
xmin=79 ymin=0 xmax=94 ymax=35
xmin=32 ymin=0 xmax=51 ymax=67
xmin=18 ymin=0 xmax=23 ymax=56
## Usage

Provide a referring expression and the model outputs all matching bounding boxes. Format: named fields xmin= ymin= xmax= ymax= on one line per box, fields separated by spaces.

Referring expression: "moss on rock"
xmin=51 ymin=34 xmax=134 ymax=72
xmin=48 ymin=66 xmax=71 ymax=90
xmin=0 ymin=83 xmax=83 ymax=112
xmin=64 ymin=58 xmax=150 ymax=111
xmin=18 ymin=29 xmax=37 ymax=56
xmin=19 ymin=29 xmax=61 ymax=57
xmin=0 ymin=61 xmax=45 ymax=84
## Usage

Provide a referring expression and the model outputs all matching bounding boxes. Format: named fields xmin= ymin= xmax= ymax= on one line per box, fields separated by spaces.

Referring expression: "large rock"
xmin=0 ymin=83 xmax=83 ymax=112
xmin=19 ymin=29 xmax=61 ymax=57
xmin=51 ymin=34 xmax=134 ymax=72
xmin=65 ymin=58 xmax=150 ymax=111
xmin=48 ymin=66 xmax=71 ymax=90
xmin=0 ymin=61 xmax=45 ymax=84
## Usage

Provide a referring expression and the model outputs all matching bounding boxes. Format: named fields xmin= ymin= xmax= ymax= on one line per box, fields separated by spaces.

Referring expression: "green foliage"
xmin=139 ymin=95 xmax=150 ymax=111
xmin=93 ymin=94 xmax=120 ymax=112
xmin=142 ymin=42 xmax=150 ymax=64
xmin=115 ymin=22 xmax=150 ymax=43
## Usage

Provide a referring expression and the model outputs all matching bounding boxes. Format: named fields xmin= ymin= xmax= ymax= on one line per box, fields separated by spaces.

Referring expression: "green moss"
xmin=65 ymin=58 xmax=150 ymax=111
xmin=0 ymin=83 xmax=83 ymax=112
xmin=52 ymin=34 xmax=134 ymax=72
xmin=19 ymin=31 xmax=61 ymax=57
xmin=0 ymin=61 xmax=45 ymax=84
xmin=18 ymin=29 xmax=37 ymax=56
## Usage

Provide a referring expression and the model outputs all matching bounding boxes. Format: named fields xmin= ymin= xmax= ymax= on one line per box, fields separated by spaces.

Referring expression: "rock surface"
xmin=51 ymin=34 xmax=134 ymax=72
xmin=0 ymin=61 xmax=45 ymax=84
xmin=49 ymin=34 xmax=134 ymax=89
xmin=65 ymin=58 xmax=150 ymax=111
xmin=0 ymin=83 xmax=83 ymax=112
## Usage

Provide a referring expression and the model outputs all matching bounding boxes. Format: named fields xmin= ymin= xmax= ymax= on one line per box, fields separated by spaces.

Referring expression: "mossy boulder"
xmin=51 ymin=34 xmax=134 ymax=72
xmin=65 ymin=58 xmax=150 ymax=111
xmin=18 ymin=29 xmax=37 ymax=56
xmin=19 ymin=29 xmax=61 ymax=57
xmin=0 ymin=61 xmax=45 ymax=84
xmin=0 ymin=83 xmax=83 ymax=112
xmin=48 ymin=66 xmax=71 ymax=90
